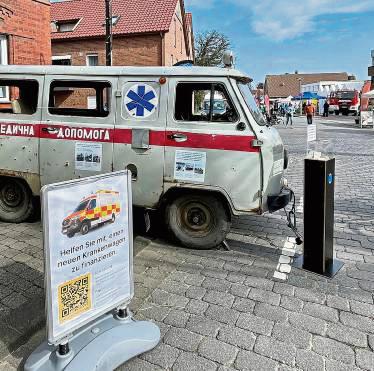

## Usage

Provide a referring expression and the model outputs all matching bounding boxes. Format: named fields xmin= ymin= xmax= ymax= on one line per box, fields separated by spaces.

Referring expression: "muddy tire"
xmin=80 ymin=221 xmax=90 ymax=235
xmin=165 ymin=194 xmax=231 ymax=250
xmin=0 ymin=178 xmax=34 ymax=223
xmin=67 ymin=232 xmax=75 ymax=238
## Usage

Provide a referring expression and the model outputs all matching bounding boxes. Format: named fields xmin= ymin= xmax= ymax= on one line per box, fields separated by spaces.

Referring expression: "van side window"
xmin=175 ymin=83 xmax=238 ymax=122
xmin=48 ymin=80 xmax=111 ymax=117
xmin=0 ymin=80 xmax=39 ymax=115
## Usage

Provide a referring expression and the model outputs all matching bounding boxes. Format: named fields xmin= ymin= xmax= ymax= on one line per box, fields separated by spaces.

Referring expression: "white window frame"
xmin=86 ymin=54 xmax=99 ymax=67
xmin=52 ymin=55 xmax=72 ymax=65
xmin=0 ymin=35 xmax=9 ymax=103
xmin=56 ymin=18 xmax=82 ymax=33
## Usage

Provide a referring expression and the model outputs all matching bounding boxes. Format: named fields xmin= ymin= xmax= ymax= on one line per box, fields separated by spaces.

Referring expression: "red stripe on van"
xmin=0 ymin=123 xmax=259 ymax=153
xmin=164 ymin=131 xmax=260 ymax=152
xmin=113 ymin=129 xmax=258 ymax=152
xmin=39 ymin=124 xmax=113 ymax=142
xmin=0 ymin=123 xmax=39 ymax=138
xmin=113 ymin=128 xmax=166 ymax=145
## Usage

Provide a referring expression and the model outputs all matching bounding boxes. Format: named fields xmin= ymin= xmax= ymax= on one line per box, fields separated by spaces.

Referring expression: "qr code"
xmin=58 ymin=273 xmax=91 ymax=324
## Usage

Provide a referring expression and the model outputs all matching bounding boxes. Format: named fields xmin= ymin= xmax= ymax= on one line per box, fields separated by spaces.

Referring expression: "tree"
xmin=256 ymin=82 xmax=264 ymax=90
xmin=194 ymin=30 xmax=231 ymax=67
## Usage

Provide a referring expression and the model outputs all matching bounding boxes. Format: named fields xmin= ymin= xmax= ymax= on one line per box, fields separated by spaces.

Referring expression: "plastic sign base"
xmin=293 ymin=254 xmax=344 ymax=278
xmin=24 ymin=313 xmax=160 ymax=371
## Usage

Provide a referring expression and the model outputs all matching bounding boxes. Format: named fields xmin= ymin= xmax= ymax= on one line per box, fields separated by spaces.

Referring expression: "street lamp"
xmin=105 ymin=0 xmax=113 ymax=66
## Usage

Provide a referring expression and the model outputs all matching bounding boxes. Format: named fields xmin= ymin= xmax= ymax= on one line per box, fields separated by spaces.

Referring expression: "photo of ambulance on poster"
xmin=42 ymin=171 xmax=133 ymax=344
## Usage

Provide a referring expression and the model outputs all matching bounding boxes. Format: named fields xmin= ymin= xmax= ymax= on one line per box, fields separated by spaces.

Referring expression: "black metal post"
xmin=105 ymin=0 xmax=112 ymax=66
xmin=58 ymin=342 xmax=70 ymax=356
xmin=293 ymin=157 xmax=343 ymax=278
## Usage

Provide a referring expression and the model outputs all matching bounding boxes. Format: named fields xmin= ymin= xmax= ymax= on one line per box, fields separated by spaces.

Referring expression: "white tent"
xmin=278 ymin=96 xmax=293 ymax=103
xmin=363 ymin=90 xmax=374 ymax=98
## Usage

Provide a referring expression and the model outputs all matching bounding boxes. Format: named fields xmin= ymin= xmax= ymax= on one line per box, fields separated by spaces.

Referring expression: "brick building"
xmin=51 ymin=0 xmax=194 ymax=67
xmin=265 ymin=72 xmax=349 ymax=99
xmin=0 ymin=0 xmax=51 ymax=65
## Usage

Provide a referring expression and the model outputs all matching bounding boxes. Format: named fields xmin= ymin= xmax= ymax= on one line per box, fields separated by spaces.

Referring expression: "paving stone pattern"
xmin=0 ymin=117 xmax=373 ymax=370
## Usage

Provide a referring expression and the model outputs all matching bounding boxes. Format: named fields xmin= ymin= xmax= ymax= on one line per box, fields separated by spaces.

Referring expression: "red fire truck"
xmin=328 ymin=90 xmax=360 ymax=116
xmin=329 ymin=81 xmax=371 ymax=116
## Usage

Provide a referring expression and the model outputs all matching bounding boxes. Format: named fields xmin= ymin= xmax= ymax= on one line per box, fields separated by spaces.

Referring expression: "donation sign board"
xmin=42 ymin=171 xmax=133 ymax=344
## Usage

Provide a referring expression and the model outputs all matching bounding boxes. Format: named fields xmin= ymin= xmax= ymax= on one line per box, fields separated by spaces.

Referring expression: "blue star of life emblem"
xmin=125 ymin=84 xmax=157 ymax=118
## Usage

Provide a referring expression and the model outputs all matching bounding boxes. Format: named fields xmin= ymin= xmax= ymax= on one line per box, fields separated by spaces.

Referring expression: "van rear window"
xmin=49 ymin=80 xmax=111 ymax=117
xmin=0 ymin=79 xmax=39 ymax=115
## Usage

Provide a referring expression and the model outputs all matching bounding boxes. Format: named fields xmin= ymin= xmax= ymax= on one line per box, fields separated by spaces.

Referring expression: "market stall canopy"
xmin=293 ymin=92 xmax=325 ymax=100
xmin=363 ymin=90 xmax=374 ymax=98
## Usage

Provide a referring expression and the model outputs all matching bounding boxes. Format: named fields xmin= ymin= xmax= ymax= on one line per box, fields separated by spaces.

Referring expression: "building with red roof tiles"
xmin=0 ymin=0 xmax=51 ymax=66
xmin=51 ymin=0 xmax=194 ymax=67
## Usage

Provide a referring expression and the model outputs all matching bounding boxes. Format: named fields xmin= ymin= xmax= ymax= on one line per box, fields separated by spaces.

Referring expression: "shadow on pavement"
xmin=0 ymin=262 xmax=45 ymax=365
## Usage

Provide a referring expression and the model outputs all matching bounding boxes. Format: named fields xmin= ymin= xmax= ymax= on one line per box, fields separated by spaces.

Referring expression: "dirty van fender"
xmin=160 ymin=184 xmax=233 ymax=221
xmin=0 ymin=170 xmax=40 ymax=195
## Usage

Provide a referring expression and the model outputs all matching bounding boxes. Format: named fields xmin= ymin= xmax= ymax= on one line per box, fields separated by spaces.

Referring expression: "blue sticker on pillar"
xmin=327 ymin=173 xmax=333 ymax=184
xmin=124 ymin=84 xmax=158 ymax=119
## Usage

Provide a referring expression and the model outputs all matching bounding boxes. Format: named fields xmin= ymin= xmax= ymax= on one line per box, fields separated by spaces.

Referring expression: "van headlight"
xmin=284 ymin=148 xmax=289 ymax=169
xmin=71 ymin=217 xmax=80 ymax=226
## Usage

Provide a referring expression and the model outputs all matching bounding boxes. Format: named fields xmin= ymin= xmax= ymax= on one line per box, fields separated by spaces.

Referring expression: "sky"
xmin=186 ymin=0 xmax=374 ymax=85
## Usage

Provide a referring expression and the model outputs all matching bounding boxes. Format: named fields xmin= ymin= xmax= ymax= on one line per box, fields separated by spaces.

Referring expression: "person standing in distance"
xmin=323 ymin=100 xmax=330 ymax=117
xmin=285 ymin=103 xmax=294 ymax=127
xmin=305 ymin=101 xmax=315 ymax=125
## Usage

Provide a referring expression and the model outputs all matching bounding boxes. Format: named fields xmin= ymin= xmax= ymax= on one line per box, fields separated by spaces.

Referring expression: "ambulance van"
xmin=62 ymin=190 xmax=120 ymax=238
xmin=0 ymin=64 xmax=290 ymax=249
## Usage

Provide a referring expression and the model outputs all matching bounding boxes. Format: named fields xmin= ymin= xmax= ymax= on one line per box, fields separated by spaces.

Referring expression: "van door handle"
xmin=42 ymin=127 xmax=58 ymax=133
xmin=168 ymin=133 xmax=188 ymax=142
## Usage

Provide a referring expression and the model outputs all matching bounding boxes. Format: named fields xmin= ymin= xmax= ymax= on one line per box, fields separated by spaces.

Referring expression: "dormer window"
xmin=52 ymin=19 xmax=81 ymax=33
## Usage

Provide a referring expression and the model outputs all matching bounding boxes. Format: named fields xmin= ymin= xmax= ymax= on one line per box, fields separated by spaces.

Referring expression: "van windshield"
xmin=237 ymin=82 xmax=267 ymax=126
xmin=74 ymin=200 xmax=90 ymax=212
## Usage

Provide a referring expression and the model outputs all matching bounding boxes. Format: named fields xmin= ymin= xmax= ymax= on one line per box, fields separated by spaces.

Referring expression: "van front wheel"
xmin=165 ymin=194 xmax=231 ymax=250
xmin=0 ymin=178 xmax=34 ymax=223
xmin=80 ymin=221 xmax=90 ymax=235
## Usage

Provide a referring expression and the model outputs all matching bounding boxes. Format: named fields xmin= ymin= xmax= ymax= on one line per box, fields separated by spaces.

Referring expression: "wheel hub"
xmin=2 ymin=184 xmax=22 ymax=207
xmin=181 ymin=202 xmax=212 ymax=233
xmin=188 ymin=209 xmax=206 ymax=227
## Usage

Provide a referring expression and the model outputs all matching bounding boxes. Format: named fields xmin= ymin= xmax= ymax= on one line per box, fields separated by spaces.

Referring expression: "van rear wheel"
xmin=0 ymin=178 xmax=34 ymax=223
xmin=165 ymin=194 xmax=231 ymax=250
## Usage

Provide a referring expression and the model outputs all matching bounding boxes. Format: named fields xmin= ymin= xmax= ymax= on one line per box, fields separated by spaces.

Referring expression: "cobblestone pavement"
xmin=0 ymin=116 xmax=373 ymax=370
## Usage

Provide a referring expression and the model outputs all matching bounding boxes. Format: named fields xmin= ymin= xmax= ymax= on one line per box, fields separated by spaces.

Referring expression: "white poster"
xmin=307 ymin=124 xmax=317 ymax=142
xmin=75 ymin=142 xmax=102 ymax=172
xmin=174 ymin=150 xmax=206 ymax=183
xmin=42 ymin=172 xmax=133 ymax=344
xmin=360 ymin=111 xmax=374 ymax=127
